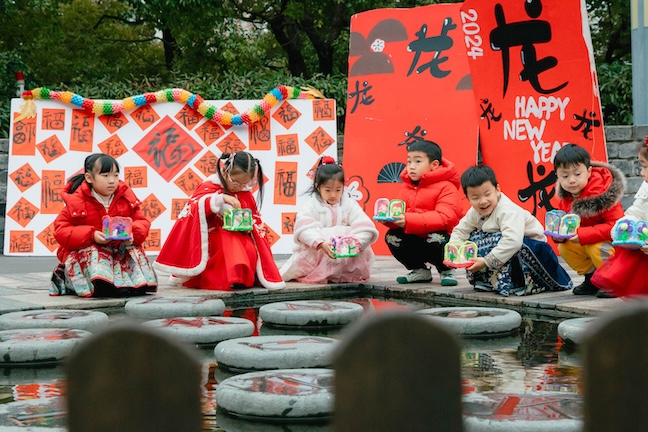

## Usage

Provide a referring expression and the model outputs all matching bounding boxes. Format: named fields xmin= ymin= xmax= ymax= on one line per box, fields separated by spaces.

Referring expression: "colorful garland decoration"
xmin=15 ymin=85 xmax=325 ymax=125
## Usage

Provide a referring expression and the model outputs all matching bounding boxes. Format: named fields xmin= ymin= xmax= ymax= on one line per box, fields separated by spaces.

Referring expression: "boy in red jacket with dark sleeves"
xmin=379 ymin=140 xmax=463 ymax=286
xmin=552 ymin=143 xmax=625 ymax=297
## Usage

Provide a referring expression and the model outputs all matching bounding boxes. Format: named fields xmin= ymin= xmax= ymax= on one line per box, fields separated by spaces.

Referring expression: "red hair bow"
xmin=644 ymin=136 xmax=648 ymax=150
xmin=321 ymin=156 xmax=336 ymax=165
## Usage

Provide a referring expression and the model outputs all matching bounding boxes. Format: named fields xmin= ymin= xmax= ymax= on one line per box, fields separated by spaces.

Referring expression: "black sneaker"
xmin=572 ymin=273 xmax=598 ymax=295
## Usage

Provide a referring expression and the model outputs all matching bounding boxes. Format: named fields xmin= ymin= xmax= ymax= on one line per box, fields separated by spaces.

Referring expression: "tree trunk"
xmin=268 ymin=18 xmax=309 ymax=77
xmin=301 ymin=5 xmax=344 ymax=75
xmin=161 ymin=27 xmax=177 ymax=71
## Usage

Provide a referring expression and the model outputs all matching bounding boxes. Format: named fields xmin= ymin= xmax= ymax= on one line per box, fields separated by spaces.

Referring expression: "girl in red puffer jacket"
xmin=50 ymin=153 xmax=157 ymax=297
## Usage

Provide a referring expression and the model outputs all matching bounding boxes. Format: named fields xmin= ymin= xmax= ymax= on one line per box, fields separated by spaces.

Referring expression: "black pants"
xmin=385 ymin=228 xmax=452 ymax=273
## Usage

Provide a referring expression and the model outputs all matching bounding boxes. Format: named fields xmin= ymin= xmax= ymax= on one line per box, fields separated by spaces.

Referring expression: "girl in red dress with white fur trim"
xmin=155 ymin=152 xmax=285 ymax=291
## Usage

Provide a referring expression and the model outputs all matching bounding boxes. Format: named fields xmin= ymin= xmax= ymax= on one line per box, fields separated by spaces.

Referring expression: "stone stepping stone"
xmin=258 ymin=324 xmax=333 ymax=338
xmin=417 ymin=307 xmax=522 ymax=337
xmin=259 ymin=300 xmax=363 ymax=328
xmin=216 ymin=412 xmax=329 ymax=431
xmin=214 ymin=335 xmax=338 ymax=372
xmin=0 ymin=328 xmax=90 ymax=367
xmin=463 ymin=391 xmax=583 ymax=431
xmin=216 ymin=368 xmax=333 ymax=422
xmin=559 ymin=349 xmax=580 ymax=367
xmin=125 ymin=297 xmax=226 ymax=319
xmin=461 ymin=334 xmax=520 ymax=353
xmin=557 ymin=317 xmax=597 ymax=346
xmin=143 ymin=316 xmax=255 ymax=346
xmin=0 ymin=309 xmax=109 ymax=331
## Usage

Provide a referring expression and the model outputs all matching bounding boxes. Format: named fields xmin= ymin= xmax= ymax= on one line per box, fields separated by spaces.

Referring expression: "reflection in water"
xmin=461 ymin=319 xmax=582 ymax=397
xmin=0 ymin=380 xmax=66 ymax=429
xmin=0 ymin=300 xmax=585 ymax=431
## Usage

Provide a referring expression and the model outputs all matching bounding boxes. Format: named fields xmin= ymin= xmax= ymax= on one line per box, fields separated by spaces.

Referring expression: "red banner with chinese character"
xmin=343 ymin=4 xmax=480 ymax=254
xmin=460 ymin=0 xmax=606 ymax=224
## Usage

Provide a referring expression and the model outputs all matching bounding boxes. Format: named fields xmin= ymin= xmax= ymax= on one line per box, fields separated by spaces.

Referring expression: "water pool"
xmin=0 ymin=296 xmax=584 ymax=431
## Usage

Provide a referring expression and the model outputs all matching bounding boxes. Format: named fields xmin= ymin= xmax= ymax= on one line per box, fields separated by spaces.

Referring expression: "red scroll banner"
xmin=343 ymin=4 xmax=479 ymax=255
xmin=460 ymin=0 xmax=606 ymax=223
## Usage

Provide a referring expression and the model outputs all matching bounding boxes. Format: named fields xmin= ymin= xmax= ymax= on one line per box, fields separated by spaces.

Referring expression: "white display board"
xmin=6 ymin=96 xmax=337 ymax=256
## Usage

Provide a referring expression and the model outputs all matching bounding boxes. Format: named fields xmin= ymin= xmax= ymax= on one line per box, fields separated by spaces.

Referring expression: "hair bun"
xmin=321 ymin=156 xmax=336 ymax=165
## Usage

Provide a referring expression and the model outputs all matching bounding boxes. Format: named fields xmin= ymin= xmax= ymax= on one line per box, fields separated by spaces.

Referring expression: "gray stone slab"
xmin=558 ymin=317 xmax=598 ymax=345
xmin=0 ymin=328 xmax=91 ymax=366
xmin=0 ymin=256 xmax=59 ymax=275
xmin=66 ymin=323 xmax=202 ymax=432
xmin=605 ymin=125 xmax=633 ymax=141
xmin=520 ymin=291 xmax=573 ymax=308
xmin=0 ymin=276 xmax=26 ymax=289
xmin=0 ymin=309 xmax=110 ymax=331
xmin=0 ymin=298 xmax=44 ymax=314
xmin=333 ymin=312 xmax=462 ymax=432
xmin=463 ymin=391 xmax=583 ymax=431
xmin=216 ymin=412 xmax=329 ymax=431
xmin=216 ymin=368 xmax=333 ymax=420
xmin=417 ymin=307 xmax=522 ymax=337
xmin=557 ymin=298 xmax=624 ymax=315
xmin=633 ymin=125 xmax=648 ymax=140
xmin=143 ymin=316 xmax=255 ymax=345
xmin=535 ymin=294 xmax=591 ymax=309
xmin=259 ymin=300 xmax=363 ymax=327
xmin=214 ymin=335 xmax=338 ymax=372
xmin=436 ymin=288 xmax=473 ymax=299
xmin=0 ymin=286 xmax=29 ymax=296
xmin=125 ymin=296 xmax=226 ymax=319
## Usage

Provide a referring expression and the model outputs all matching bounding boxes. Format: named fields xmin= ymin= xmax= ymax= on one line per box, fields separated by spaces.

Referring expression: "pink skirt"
xmin=281 ymin=226 xmax=375 ymax=284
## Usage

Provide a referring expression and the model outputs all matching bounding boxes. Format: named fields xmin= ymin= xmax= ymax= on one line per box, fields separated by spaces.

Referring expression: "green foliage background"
xmin=0 ymin=0 xmax=634 ymax=138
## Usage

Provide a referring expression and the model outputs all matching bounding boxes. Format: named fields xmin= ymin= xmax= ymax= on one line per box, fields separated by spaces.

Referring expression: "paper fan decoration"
xmin=377 ymin=162 xmax=405 ymax=183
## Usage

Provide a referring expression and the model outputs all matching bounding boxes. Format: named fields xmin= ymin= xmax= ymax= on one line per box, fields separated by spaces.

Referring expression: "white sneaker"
xmin=396 ymin=268 xmax=432 ymax=284
xmin=440 ymin=270 xmax=458 ymax=286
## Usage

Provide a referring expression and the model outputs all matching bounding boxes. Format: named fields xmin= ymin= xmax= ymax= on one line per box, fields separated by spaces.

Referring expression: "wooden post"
xmin=583 ymin=302 xmax=648 ymax=432
xmin=333 ymin=312 xmax=463 ymax=432
xmin=65 ymin=323 xmax=203 ymax=432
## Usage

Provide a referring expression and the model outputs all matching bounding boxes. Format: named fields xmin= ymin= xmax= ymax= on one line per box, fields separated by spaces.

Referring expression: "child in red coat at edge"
xmin=154 ymin=151 xmax=285 ymax=291
xmin=552 ymin=143 xmax=625 ymax=297
xmin=378 ymin=140 xmax=463 ymax=286
xmin=592 ymin=139 xmax=648 ymax=297
xmin=51 ymin=153 xmax=158 ymax=297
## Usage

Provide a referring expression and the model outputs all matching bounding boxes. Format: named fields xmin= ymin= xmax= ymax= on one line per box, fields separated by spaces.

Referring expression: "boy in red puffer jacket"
xmin=378 ymin=140 xmax=463 ymax=286
xmin=51 ymin=153 xmax=157 ymax=297
xmin=552 ymin=143 xmax=625 ymax=297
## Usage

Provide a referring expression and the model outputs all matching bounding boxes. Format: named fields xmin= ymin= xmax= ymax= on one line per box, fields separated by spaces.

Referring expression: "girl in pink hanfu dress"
xmin=280 ymin=156 xmax=379 ymax=284
xmin=154 ymin=151 xmax=285 ymax=291
xmin=592 ymin=140 xmax=648 ymax=297
xmin=51 ymin=153 xmax=158 ymax=297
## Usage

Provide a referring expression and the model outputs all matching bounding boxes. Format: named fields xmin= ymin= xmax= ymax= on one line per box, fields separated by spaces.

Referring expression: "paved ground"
xmin=0 ymin=253 xmax=627 ymax=317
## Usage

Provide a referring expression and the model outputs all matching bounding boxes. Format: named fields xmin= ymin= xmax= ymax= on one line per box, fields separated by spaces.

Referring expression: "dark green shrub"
xmin=597 ymin=60 xmax=633 ymax=125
